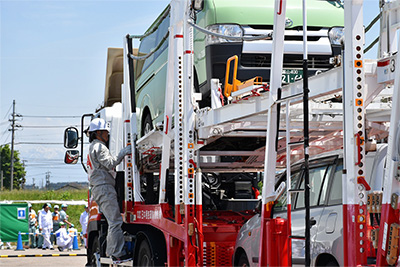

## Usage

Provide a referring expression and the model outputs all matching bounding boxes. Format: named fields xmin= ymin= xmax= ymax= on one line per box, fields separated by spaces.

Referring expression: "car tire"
xmin=142 ymin=113 xmax=153 ymax=137
xmin=237 ymin=253 xmax=250 ymax=267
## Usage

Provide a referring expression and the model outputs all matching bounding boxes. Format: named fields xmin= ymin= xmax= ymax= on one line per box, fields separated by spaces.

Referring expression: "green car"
xmin=134 ymin=0 xmax=344 ymax=136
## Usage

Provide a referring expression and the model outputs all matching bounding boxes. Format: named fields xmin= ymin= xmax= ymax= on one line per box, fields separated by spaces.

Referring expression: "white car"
xmin=233 ymin=146 xmax=387 ymax=266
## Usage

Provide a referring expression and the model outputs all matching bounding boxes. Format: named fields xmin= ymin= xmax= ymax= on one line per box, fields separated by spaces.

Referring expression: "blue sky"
xmin=0 ymin=0 xmax=169 ymax=187
xmin=0 ymin=0 xmax=380 ymax=187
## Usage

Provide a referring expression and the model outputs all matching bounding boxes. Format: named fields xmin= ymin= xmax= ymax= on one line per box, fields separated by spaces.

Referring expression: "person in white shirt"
xmin=28 ymin=203 xmax=37 ymax=248
xmin=55 ymin=222 xmax=73 ymax=251
xmin=79 ymin=205 xmax=89 ymax=248
xmin=38 ymin=203 xmax=53 ymax=250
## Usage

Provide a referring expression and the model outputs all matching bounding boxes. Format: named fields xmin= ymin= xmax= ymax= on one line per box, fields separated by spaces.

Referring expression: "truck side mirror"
xmin=192 ymin=0 xmax=204 ymax=10
xmin=64 ymin=127 xmax=79 ymax=149
xmin=255 ymin=199 xmax=262 ymax=214
xmin=64 ymin=150 xmax=79 ymax=164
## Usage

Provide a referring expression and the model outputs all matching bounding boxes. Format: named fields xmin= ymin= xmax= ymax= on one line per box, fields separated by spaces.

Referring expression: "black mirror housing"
xmin=64 ymin=150 xmax=79 ymax=164
xmin=64 ymin=127 xmax=79 ymax=149
xmin=192 ymin=0 xmax=204 ymax=10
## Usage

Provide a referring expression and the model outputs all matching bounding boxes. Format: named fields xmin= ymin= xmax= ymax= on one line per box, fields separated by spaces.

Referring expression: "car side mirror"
xmin=64 ymin=127 xmax=79 ymax=149
xmin=64 ymin=150 xmax=79 ymax=164
xmin=192 ymin=0 xmax=204 ymax=10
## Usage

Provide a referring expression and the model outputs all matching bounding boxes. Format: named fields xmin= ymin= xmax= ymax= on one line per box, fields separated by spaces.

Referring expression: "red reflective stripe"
xmin=377 ymin=60 xmax=390 ymax=67
xmin=174 ymin=34 xmax=183 ymax=38
xmin=184 ymin=50 xmax=193 ymax=54
xmin=124 ymin=120 xmax=130 ymax=123
xmin=277 ymin=0 xmax=283 ymax=15
xmin=165 ymin=116 xmax=169 ymax=134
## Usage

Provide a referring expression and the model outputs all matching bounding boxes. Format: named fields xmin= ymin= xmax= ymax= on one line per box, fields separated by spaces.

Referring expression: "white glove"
xmin=118 ymin=145 xmax=132 ymax=158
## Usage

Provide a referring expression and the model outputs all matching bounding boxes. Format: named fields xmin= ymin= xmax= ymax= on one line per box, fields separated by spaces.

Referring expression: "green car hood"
xmin=205 ymin=0 xmax=344 ymax=28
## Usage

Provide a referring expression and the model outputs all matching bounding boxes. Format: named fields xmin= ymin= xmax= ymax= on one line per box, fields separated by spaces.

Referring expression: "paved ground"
xmin=0 ymin=247 xmax=87 ymax=267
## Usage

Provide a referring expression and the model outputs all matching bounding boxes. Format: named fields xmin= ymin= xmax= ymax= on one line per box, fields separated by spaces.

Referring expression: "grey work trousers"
xmin=92 ymin=184 xmax=125 ymax=258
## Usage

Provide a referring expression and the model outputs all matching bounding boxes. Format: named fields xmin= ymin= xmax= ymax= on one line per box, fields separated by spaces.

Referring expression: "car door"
xmin=290 ymin=156 xmax=337 ymax=266
xmin=312 ymin=159 xmax=344 ymax=266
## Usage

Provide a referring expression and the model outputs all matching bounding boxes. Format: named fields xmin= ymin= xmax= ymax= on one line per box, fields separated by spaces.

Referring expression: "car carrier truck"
xmin=63 ymin=0 xmax=400 ymax=266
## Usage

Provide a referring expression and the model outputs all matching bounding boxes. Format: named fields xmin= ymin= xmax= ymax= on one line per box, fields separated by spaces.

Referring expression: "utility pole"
xmin=8 ymin=100 xmax=22 ymax=191
xmin=45 ymin=171 xmax=51 ymax=189
xmin=9 ymin=100 xmax=16 ymax=191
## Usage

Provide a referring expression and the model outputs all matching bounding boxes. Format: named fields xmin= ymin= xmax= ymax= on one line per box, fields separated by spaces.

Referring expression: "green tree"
xmin=0 ymin=145 xmax=26 ymax=190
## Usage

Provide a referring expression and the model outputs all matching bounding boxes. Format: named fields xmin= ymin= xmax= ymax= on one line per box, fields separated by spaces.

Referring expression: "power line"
xmin=21 ymin=115 xmax=82 ymax=118
xmin=21 ymin=125 xmax=79 ymax=128
xmin=2 ymin=104 xmax=12 ymax=119
xmin=15 ymin=142 xmax=64 ymax=145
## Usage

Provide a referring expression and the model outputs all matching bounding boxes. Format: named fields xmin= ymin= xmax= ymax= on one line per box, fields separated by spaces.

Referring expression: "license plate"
xmin=282 ymin=69 xmax=303 ymax=84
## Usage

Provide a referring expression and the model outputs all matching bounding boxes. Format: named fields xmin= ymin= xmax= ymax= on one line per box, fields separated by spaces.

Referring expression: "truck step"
xmin=100 ymin=257 xmax=133 ymax=266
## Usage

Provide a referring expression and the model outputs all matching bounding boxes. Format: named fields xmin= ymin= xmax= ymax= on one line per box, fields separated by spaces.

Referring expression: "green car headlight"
xmin=205 ymin=24 xmax=243 ymax=45
xmin=329 ymin=27 xmax=344 ymax=46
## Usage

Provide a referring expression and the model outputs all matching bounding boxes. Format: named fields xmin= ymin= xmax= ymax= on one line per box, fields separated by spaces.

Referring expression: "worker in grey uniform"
xmin=87 ymin=118 xmax=131 ymax=264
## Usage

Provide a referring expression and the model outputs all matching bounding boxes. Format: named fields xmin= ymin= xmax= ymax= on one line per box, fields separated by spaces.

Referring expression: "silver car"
xmin=233 ymin=146 xmax=387 ymax=266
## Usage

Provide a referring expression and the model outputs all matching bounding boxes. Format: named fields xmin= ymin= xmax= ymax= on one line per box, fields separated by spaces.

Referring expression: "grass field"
xmin=0 ymin=189 xmax=88 ymax=232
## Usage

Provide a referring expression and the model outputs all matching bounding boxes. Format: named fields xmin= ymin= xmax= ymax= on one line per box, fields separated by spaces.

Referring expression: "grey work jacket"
xmin=88 ymin=139 xmax=124 ymax=188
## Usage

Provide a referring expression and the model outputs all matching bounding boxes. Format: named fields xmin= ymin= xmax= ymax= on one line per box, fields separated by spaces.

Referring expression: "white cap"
xmin=89 ymin=118 xmax=109 ymax=132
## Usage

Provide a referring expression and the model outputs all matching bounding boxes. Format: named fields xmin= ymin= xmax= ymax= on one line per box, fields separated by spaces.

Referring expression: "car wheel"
xmin=142 ymin=113 xmax=153 ymax=136
xmin=237 ymin=253 xmax=250 ymax=267
xmin=137 ymin=239 xmax=154 ymax=266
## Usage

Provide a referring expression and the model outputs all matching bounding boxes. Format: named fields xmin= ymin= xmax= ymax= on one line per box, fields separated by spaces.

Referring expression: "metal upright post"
xmin=259 ymin=0 xmax=287 ymax=265
xmin=342 ymin=1 xmax=368 ymax=265
xmin=376 ymin=3 xmax=400 ymax=264
xmin=301 ymin=0 xmax=311 ymax=265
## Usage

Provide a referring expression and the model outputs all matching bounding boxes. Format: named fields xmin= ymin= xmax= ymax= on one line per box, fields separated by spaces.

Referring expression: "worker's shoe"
xmin=111 ymin=254 xmax=132 ymax=264
xmin=57 ymin=247 xmax=63 ymax=252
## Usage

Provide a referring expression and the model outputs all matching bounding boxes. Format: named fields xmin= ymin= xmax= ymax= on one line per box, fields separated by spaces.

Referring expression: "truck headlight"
xmin=329 ymin=27 xmax=344 ymax=46
xmin=205 ymin=24 xmax=243 ymax=45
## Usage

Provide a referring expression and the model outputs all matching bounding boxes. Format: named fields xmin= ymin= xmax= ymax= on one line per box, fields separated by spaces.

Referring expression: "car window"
xmin=273 ymin=169 xmax=303 ymax=212
xmin=137 ymin=13 xmax=169 ymax=77
xmin=317 ymin=165 xmax=333 ymax=205
xmin=153 ymin=14 xmax=169 ymax=60
xmin=328 ymin=163 xmax=343 ymax=205
xmin=138 ymin=33 xmax=156 ymax=75
xmin=296 ymin=165 xmax=332 ymax=209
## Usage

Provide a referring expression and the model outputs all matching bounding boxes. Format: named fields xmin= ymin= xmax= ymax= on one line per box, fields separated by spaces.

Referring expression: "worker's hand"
xmin=121 ymin=145 xmax=132 ymax=156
